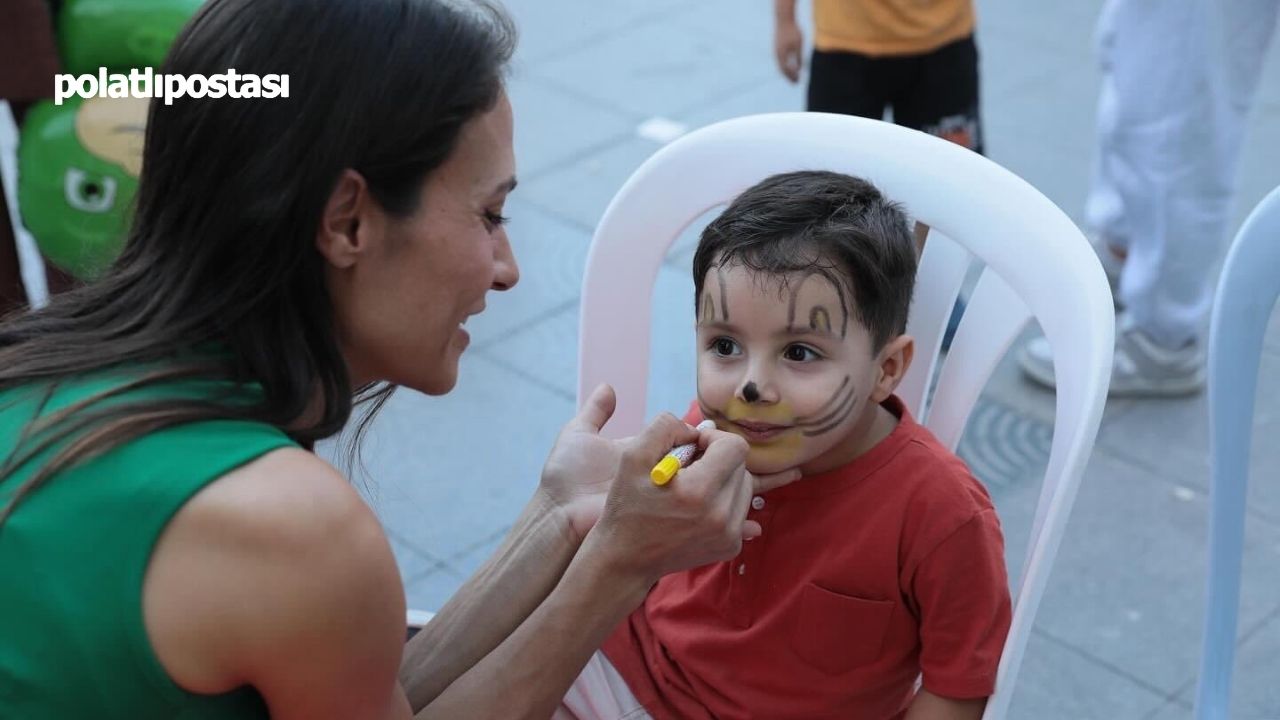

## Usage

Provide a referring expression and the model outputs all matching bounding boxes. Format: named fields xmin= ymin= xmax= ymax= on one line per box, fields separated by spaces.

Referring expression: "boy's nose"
xmin=737 ymin=378 xmax=779 ymax=404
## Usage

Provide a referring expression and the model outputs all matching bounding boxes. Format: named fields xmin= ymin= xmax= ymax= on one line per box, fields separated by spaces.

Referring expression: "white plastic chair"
xmin=576 ymin=113 xmax=1114 ymax=719
xmin=1194 ymin=185 xmax=1280 ymax=720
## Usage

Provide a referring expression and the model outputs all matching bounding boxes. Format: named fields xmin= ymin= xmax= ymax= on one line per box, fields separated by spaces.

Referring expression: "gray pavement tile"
xmin=465 ymin=197 xmax=593 ymax=348
xmin=500 ymin=0 xmax=687 ymax=65
xmin=346 ymin=353 xmax=575 ymax=562
xmin=995 ymin=450 xmax=1280 ymax=695
xmin=1143 ymin=698 xmax=1194 ymax=720
xmin=1094 ymin=350 xmax=1280 ymax=520
xmin=1268 ymin=309 xmax=1280 ymax=357
xmin=972 ymin=6 xmax=1100 ymax=110
xmin=1233 ymin=108 xmax=1280 ymax=232
xmin=527 ymin=18 xmax=777 ymax=120
xmin=974 ymin=0 xmax=1104 ymax=55
xmin=983 ymin=118 xmax=1093 ymax=228
xmin=484 ymin=262 xmax=698 ymax=417
xmin=508 ymin=74 xmax=636 ymax=180
xmin=1006 ymin=630 xmax=1173 ymax=720
xmin=983 ymin=58 xmax=1098 ymax=160
xmin=520 ymin=136 xmax=666 ymax=231
xmin=671 ymin=0 xmax=780 ymax=50
xmin=1172 ymin=607 xmax=1280 ymax=720
xmin=403 ymin=564 xmax=468 ymax=615
xmin=678 ymin=77 xmax=806 ymax=131
xmin=956 ymin=396 xmax=1053 ymax=493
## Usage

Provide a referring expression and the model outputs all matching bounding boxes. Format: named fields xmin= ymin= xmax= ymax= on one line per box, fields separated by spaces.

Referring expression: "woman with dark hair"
xmin=0 ymin=1 xmax=796 ymax=718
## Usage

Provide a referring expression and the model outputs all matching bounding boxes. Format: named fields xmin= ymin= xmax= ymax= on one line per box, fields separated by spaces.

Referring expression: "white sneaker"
xmin=1019 ymin=315 xmax=1205 ymax=397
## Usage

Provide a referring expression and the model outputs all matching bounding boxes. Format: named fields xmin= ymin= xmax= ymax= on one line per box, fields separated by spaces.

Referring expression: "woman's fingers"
xmin=570 ymin=383 xmax=616 ymax=434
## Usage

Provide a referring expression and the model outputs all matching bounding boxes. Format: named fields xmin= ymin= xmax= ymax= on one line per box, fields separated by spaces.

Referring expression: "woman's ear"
xmin=315 ymin=169 xmax=372 ymax=269
xmin=871 ymin=334 xmax=915 ymax=403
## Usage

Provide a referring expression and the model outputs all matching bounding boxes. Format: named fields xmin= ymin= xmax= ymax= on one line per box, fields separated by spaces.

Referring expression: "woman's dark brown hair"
xmin=0 ymin=0 xmax=516 ymax=523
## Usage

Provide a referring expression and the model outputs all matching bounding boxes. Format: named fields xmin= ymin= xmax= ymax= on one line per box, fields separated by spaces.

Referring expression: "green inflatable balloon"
xmin=17 ymin=96 xmax=146 ymax=280
xmin=58 ymin=0 xmax=206 ymax=75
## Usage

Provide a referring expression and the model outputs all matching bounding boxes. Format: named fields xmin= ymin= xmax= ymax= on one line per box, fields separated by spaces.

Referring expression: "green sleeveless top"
xmin=0 ymin=368 xmax=297 ymax=718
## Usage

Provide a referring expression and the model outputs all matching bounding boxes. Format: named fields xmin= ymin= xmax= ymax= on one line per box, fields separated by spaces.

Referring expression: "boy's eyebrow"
xmin=696 ymin=320 xmax=837 ymax=339
xmin=697 ymin=320 xmax=738 ymax=332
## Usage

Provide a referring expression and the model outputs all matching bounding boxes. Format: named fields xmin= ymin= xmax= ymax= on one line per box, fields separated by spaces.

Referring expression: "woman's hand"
xmin=587 ymin=415 xmax=800 ymax=586
xmin=536 ymin=384 xmax=631 ymax=543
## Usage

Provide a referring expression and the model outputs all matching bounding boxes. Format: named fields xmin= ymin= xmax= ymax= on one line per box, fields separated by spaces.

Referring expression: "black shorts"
xmin=807 ymin=35 xmax=983 ymax=154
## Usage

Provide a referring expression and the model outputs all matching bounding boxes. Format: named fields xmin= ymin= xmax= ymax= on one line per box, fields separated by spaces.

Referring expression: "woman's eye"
xmin=711 ymin=338 xmax=739 ymax=356
xmin=483 ymin=210 xmax=509 ymax=229
xmin=784 ymin=345 xmax=819 ymax=362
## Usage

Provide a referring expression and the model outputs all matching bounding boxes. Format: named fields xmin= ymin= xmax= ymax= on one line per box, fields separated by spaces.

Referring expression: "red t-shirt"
xmin=602 ymin=395 xmax=1011 ymax=720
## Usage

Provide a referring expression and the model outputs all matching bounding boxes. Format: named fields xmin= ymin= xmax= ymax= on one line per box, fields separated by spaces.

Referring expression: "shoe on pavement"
xmin=1019 ymin=315 xmax=1204 ymax=397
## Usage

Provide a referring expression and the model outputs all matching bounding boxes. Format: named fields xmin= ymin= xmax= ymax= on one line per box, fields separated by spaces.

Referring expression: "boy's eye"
xmin=711 ymin=337 xmax=740 ymax=357
xmin=783 ymin=344 xmax=820 ymax=362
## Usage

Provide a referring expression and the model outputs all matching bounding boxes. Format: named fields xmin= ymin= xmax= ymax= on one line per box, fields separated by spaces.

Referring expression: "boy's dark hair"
xmin=692 ymin=170 xmax=918 ymax=351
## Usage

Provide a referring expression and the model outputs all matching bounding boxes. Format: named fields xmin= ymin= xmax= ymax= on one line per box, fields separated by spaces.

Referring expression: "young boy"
xmin=558 ymin=171 xmax=1010 ymax=720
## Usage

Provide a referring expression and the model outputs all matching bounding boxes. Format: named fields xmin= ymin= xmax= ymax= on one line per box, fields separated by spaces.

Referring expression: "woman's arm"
xmin=404 ymin=391 xmax=768 ymax=718
xmin=397 ymin=489 xmax=582 ymax=709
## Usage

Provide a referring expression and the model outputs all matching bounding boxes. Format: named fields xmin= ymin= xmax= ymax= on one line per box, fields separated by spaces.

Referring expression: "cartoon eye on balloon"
xmin=63 ymin=169 xmax=119 ymax=214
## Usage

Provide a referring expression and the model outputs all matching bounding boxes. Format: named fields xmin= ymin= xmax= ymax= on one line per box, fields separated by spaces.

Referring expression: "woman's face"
xmin=323 ymin=92 xmax=519 ymax=395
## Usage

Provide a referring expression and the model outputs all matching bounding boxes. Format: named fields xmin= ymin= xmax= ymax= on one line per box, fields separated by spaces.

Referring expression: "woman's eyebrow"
xmin=489 ymin=176 xmax=518 ymax=195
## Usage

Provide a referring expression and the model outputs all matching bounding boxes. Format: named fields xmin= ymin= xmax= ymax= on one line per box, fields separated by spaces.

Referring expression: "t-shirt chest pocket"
xmin=789 ymin=582 xmax=897 ymax=675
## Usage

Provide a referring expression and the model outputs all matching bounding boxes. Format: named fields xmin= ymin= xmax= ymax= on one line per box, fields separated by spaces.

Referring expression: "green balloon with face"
xmin=58 ymin=0 xmax=207 ymax=75
xmin=17 ymin=97 xmax=145 ymax=280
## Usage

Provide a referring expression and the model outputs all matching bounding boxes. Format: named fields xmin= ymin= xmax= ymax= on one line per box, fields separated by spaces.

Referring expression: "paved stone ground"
xmin=4 ymin=2 xmax=1278 ymax=717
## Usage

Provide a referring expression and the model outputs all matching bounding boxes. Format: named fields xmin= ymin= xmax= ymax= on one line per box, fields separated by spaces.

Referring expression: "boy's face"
xmin=696 ymin=262 xmax=892 ymax=476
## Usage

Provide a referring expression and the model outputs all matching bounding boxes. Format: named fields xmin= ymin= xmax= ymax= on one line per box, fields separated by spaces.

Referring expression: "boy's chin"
xmin=744 ymin=454 xmax=805 ymax=478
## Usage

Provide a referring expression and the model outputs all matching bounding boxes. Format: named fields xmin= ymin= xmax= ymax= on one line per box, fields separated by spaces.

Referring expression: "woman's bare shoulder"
xmin=145 ymin=447 xmax=409 ymax=718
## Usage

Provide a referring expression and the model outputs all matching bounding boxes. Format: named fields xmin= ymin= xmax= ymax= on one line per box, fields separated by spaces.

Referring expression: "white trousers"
xmin=553 ymin=652 xmax=653 ymax=720
xmin=1086 ymin=0 xmax=1277 ymax=347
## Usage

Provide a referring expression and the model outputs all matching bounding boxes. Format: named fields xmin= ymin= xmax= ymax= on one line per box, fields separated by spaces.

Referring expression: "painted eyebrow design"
xmin=785 ymin=271 xmax=849 ymax=339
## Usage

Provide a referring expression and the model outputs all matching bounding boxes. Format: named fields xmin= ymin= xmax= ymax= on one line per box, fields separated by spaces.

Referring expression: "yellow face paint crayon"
xmin=651 ymin=419 xmax=716 ymax=485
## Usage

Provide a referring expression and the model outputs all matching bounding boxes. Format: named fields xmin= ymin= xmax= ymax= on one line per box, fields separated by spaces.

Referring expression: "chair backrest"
xmin=576 ymin=113 xmax=1114 ymax=718
xmin=1194 ymin=184 xmax=1280 ymax=720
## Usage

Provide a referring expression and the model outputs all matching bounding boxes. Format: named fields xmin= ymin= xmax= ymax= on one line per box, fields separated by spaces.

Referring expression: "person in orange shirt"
xmin=556 ymin=171 xmax=1011 ymax=720
xmin=773 ymin=0 xmax=982 ymax=154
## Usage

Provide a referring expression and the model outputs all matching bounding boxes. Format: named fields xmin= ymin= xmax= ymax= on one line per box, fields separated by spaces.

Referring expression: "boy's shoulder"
xmin=870 ymin=407 xmax=1000 ymax=543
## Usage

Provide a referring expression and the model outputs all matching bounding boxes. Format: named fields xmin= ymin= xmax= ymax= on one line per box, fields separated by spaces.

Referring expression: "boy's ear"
xmin=871 ymin=334 xmax=914 ymax=403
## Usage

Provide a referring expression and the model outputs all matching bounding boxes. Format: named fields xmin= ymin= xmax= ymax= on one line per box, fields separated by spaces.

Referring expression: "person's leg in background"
xmin=806 ymin=48 xmax=894 ymax=119
xmin=892 ymin=34 xmax=983 ymax=155
xmin=1021 ymin=0 xmax=1276 ymax=395
xmin=892 ymin=34 xmax=982 ymax=349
